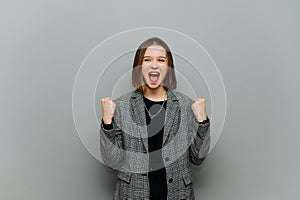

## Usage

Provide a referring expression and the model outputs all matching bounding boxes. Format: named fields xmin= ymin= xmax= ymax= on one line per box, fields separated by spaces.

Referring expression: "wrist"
xmin=197 ymin=115 xmax=209 ymax=124
xmin=197 ymin=114 xmax=207 ymax=122
xmin=103 ymin=116 xmax=113 ymax=124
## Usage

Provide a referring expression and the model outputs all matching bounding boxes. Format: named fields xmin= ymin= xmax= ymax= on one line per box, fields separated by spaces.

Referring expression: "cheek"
xmin=160 ymin=68 xmax=168 ymax=77
xmin=141 ymin=68 xmax=147 ymax=77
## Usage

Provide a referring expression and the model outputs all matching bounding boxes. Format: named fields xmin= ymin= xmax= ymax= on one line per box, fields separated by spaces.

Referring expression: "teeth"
xmin=149 ymin=72 xmax=159 ymax=76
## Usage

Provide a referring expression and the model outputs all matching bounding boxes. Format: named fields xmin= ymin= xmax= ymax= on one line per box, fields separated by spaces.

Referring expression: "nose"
xmin=150 ymin=61 xmax=158 ymax=69
xmin=151 ymin=65 xmax=158 ymax=69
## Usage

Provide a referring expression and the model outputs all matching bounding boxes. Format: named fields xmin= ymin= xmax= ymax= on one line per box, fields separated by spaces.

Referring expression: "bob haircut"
xmin=132 ymin=37 xmax=177 ymax=93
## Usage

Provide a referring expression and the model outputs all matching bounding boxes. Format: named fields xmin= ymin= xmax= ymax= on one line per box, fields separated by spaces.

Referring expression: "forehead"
xmin=144 ymin=45 xmax=167 ymax=57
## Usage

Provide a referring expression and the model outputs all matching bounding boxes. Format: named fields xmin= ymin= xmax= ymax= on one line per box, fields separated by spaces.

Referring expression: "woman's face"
xmin=141 ymin=45 xmax=169 ymax=89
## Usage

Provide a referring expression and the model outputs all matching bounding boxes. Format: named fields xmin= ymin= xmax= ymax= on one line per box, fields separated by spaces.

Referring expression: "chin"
xmin=145 ymin=83 xmax=163 ymax=89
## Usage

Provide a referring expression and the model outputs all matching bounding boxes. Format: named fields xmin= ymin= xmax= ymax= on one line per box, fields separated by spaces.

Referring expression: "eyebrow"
xmin=143 ymin=56 xmax=166 ymax=58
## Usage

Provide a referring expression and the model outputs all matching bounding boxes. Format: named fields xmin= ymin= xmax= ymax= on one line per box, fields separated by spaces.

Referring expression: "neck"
xmin=143 ymin=85 xmax=167 ymax=101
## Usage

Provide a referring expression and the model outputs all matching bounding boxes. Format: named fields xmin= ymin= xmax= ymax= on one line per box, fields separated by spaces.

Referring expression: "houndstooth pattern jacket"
xmin=99 ymin=88 xmax=211 ymax=200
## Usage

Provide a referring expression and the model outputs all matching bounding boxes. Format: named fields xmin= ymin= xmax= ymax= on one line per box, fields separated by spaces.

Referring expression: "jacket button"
xmin=168 ymin=178 xmax=173 ymax=183
xmin=165 ymin=157 xmax=169 ymax=162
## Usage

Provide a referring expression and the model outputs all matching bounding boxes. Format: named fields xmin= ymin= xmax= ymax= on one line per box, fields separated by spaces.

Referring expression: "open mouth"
xmin=148 ymin=72 xmax=160 ymax=83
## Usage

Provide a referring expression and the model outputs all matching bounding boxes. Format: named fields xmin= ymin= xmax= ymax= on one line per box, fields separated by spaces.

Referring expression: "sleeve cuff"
xmin=102 ymin=118 xmax=114 ymax=130
xmin=198 ymin=115 xmax=210 ymax=124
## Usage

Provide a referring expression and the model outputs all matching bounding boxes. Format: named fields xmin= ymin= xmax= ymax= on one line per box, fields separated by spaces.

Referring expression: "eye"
xmin=143 ymin=58 xmax=150 ymax=62
xmin=158 ymin=59 xmax=165 ymax=62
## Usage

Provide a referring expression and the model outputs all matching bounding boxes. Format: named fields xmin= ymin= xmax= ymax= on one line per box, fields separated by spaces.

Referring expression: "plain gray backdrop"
xmin=1 ymin=0 xmax=299 ymax=199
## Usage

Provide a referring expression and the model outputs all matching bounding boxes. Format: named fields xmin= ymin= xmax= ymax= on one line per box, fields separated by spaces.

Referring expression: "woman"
xmin=100 ymin=37 xmax=210 ymax=200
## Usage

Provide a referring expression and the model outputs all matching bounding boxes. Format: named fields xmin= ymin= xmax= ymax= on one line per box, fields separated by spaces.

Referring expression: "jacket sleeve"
xmin=99 ymin=103 xmax=124 ymax=170
xmin=188 ymin=101 xmax=211 ymax=166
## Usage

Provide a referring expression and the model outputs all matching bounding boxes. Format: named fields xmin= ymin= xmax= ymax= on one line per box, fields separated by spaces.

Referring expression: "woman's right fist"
xmin=101 ymin=97 xmax=116 ymax=124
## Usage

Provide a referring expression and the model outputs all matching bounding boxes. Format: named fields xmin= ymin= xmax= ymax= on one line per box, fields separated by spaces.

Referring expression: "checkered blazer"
xmin=100 ymin=88 xmax=211 ymax=200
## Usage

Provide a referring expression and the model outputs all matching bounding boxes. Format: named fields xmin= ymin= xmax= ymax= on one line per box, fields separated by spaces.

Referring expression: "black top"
xmin=143 ymin=96 xmax=168 ymax=200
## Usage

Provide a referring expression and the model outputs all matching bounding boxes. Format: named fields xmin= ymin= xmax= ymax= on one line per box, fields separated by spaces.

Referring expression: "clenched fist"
xmin=191 ymin=98 xmax=207 ymax=122
xmin=101 ymin=97 xmax=116 ymax=124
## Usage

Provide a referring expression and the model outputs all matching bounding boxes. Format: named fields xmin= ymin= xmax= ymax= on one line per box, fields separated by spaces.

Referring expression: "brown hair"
xmin=132 ymin=37 xmax=177 ymax=93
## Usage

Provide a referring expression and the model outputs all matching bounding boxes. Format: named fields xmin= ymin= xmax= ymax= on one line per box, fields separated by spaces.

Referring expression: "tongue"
xmin=149 ymin=75 xmax=159 ymax=82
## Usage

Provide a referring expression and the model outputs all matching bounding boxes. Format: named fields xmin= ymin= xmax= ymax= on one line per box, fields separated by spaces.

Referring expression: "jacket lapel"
xmin=162 ymin=89 xmax=179 ymax=146
xmin=129 ymin=88 xmax=179 ymax=152
xmin=129 ymin=89 xmax=148 ymax=152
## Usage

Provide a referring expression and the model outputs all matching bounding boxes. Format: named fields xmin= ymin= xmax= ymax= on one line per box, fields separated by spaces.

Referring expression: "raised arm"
xmin=188 ymin=97 xmax=211 ymax=165
xmin=99 ymin=98 xmax=124 ymax=170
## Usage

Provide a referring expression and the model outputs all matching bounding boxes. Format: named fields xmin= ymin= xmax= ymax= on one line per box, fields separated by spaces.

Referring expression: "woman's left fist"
xmin=191 ymin=98 xmax=207 ymax=122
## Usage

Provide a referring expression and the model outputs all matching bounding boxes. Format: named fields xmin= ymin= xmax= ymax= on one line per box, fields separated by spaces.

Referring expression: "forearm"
xmin=99 ymin=116 xmax=124 ymax=169
xmin=189 ymin=116 xmax=211 ymax=165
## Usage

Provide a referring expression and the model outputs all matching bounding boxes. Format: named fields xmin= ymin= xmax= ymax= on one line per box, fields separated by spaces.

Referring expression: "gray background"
xmin=1 ymin=0 xmax=299 ymax=199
